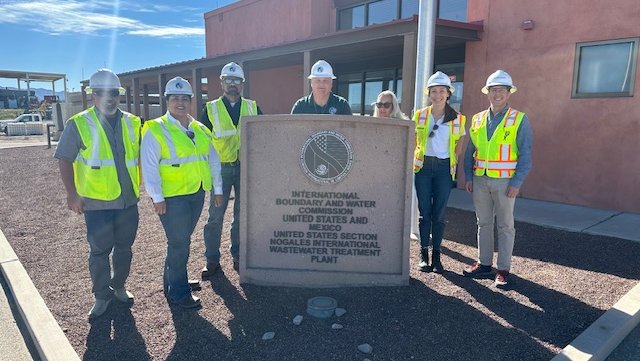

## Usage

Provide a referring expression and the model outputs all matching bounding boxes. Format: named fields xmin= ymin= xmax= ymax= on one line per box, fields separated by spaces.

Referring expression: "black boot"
xmin=431 ymin=250 xmax=444 ymax=274
xmin=418 ymin=248 xmax=431 ymax=272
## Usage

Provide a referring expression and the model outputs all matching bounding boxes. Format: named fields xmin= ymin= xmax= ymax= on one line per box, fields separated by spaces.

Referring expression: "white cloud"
xmin=0 ymin=0 xmax=204 ymax=38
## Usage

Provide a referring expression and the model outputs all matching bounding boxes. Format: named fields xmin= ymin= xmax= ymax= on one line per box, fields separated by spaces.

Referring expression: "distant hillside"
xmin=1 ymin=87 xmax=65 ymax=101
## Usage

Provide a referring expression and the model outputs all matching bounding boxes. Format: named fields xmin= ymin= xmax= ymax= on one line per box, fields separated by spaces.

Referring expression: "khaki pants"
xmin=472 ymin=176 xmax=516 ymax=271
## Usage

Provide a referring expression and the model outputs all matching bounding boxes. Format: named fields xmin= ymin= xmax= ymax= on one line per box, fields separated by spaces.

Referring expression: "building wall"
xmin=248 ymin=65 xmax=303 ymax=114
xmin=204 ymin=0 xmax=335 ymax=57
xmin=463 ymin=0 xmax=640 ymax=212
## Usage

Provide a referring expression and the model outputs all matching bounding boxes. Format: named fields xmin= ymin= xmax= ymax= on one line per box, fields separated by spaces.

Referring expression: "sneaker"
xmin=494 ymin=271 xmax=509 ymax=287
xmin=113 ymin=288 xmax=134 ymax=303
xmin=201 ymin=262 xmax=221 ymax=279
xmin=170 ymin=294 xmax=202 ymax=309
xmin=410 ymin=233 xmax=420 ymax=241
xmin=189 ymin=279 xmax=202 ymax=291
xmin=88 ymin=298 xmax=111 ymax=319
xmin=463 ymin=262 xmax=493 ymax=278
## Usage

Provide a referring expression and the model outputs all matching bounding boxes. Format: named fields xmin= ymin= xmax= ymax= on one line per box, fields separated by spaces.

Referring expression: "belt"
xmin=221 ymin=160 xmax=240 ymax=166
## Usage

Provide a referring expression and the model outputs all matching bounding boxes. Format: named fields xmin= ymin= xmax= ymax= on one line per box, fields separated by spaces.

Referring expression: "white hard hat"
xmin=220 ymin=62 xmax=245 ymax=81
xmin=482 ymin=70 xmax=517 ymax=94
xmin=308 ymin=60 xmax=336 ymax=79
xmin=86 ymin=68 xmax=125 ymax=95
xmin=164 ymin=76 xmax=193 ymax=96
xmin=425 ymin=71 xmax=455 ymax=94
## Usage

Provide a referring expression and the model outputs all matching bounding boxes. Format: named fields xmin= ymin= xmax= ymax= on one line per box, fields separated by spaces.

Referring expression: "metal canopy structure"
xmin=0 ymin=70 xmax=68 ymax=102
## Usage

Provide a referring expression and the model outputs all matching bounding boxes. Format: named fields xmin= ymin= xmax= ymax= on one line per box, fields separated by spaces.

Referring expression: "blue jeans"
xmin=414 ymin=156 xmax=452 ymax=251
xmin=203 ymin=163 xmax=240 ymax=264
xmin=84 ymin=205 xmax=139 ymax=300
xmin=159 ymin=189 xmax=204 ymax=303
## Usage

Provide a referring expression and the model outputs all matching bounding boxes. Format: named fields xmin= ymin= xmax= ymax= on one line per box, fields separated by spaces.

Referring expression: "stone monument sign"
xmin=240 ymin=115 xmax=413 ymax=287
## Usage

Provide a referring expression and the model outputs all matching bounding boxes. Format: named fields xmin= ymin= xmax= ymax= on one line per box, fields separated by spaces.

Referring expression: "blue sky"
xmin=0 ymin=0 xmax=238 ymax=92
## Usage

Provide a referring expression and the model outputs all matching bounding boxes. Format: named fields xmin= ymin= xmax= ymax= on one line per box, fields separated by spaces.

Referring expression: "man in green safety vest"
xmin=55 ymin=69 xmax=141 ymax=319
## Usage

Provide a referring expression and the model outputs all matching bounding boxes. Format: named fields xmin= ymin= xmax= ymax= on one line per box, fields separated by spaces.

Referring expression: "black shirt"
xmin=200 ymin=96 xmax=263 ymax=131
xmin=291 ymin=93 xmax=352 ymax=115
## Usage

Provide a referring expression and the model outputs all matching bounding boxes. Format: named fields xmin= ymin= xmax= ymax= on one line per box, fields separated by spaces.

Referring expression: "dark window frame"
xmin=571 ymin=37 xmax=639 ymax=98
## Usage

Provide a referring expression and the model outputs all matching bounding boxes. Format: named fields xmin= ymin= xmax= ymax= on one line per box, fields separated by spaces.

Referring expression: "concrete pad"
xmin=584 ymin=213 xmax=640 ymax=242
xmin=0 ymin=274 xmax=36 ymax=361
xmin=447 ymin=189 xmax=620 ymax=234
xmin=552 ymin=283 xmax=640 ymax=361
xmin=0 ymin=229 xmax=79 ymax=361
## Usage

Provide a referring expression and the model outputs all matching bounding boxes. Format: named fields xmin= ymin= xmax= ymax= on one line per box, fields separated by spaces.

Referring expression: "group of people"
xmin=55 ymin=59 xmax=531 ymax=320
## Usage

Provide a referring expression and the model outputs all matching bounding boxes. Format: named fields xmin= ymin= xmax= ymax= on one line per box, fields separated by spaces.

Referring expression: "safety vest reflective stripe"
xmin=474 ymin=160 xmax=518 ymax=169
xmin=210 ymin=104 xmax=237 ymax=138
xmin=157 ymin=116 xmax=206 ymax=166
xmin=159 ymin=154 xmax=208 ymax=165
xmin=79 ymin=112 xmax=105 ymax=168
xmin=503 ymin=110 xmax=519 ymax=127
xmin=243 ymin=99 xmax=255 ymax=115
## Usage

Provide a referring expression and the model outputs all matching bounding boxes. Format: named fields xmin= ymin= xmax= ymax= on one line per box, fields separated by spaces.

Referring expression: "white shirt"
xmin=141 ymin=112 xmax=223 ymax=203
xmin=424 ymin=113 xmax=450 ymax=159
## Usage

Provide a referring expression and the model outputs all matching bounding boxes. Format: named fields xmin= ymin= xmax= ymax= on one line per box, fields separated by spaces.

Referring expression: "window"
xmin=572 ymin=38 xmax=638 ymax=98
xmin=337 ymin=0 xmax=467 ymax=30
xmin=400 ymin=0 xmax=418 ymax=19
xmin=367 ymin=0 xmax=397 ymax=26
xmin=336 ymin=68 xmax=403 ymax=115
xmin=338 ymin=5 xmax=365 ymax=29
xmin=439 ymin=0 xmax=467 ymax=22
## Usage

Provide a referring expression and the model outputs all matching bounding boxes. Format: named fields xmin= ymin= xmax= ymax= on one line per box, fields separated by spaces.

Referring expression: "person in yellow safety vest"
xmin=55 ymin=68 xmax=140 ymax=319
xmin=141 ymin=76 xmax=223 ymax=309
xmin=462 ymin=70 xmax=533 ymax=288
xmin=200 ymin=62 xmax=262 ymax=277
xmin=413 ymin=71 xmax=467 ymax=274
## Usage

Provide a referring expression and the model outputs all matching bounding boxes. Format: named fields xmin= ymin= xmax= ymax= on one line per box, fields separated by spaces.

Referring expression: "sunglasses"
xmin=428 ymin=123 xmax=439 ymax=138
xmin=223 ymin=78 xmax=243 ymax=85
xmin=94 ymin=89 xmax=120 ymax=97
xmin=375 ymin=102 xmax=392 ymax=109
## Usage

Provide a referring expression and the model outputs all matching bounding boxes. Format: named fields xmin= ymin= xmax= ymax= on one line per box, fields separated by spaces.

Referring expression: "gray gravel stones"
xmin=262 ymin=331 xmax=275 ymax=340
xmin=358 ymin=343 xmax=373 ymax=354
xmin=292 ymin=315 xmax=303 ymax=325
xmin=335 ymin=307 xmax=347 ymax=317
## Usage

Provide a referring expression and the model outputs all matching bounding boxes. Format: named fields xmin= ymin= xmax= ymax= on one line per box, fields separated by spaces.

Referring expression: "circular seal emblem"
xmin=299 ymin=130 xmax=353 ymax=184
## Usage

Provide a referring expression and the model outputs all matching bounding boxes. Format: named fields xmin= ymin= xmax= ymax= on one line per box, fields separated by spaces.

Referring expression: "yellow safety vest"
xmin=71 ymin=107 xmax=140 ymax=201
xmin=206 ymin=97 xmax=257 ymax=162
xmin=142 ymin=115 xmax=213 ymax=197
xmin=413 ymin=106 xmax=466 ymax=180
xmin=469 ymin=107 xmax=525 ymax=178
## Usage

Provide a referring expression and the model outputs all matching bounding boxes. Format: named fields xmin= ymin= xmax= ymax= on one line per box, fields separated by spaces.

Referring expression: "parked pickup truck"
xmin=0 ymin=113 xmax=52 ymax=134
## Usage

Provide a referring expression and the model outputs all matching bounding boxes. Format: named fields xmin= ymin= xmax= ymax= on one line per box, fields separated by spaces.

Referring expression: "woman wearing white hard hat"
xmin=412 ymin=71 xmax=467 ymax=273
xmin=291 ymin=60 xmax=352 ymax=115
xmin=141 ymin=76 xmax=223 ymax=309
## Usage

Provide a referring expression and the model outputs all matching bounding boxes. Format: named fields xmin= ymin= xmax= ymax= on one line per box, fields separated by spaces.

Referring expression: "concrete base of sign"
xmin=239 ymin=115 xmax=413 ymax=287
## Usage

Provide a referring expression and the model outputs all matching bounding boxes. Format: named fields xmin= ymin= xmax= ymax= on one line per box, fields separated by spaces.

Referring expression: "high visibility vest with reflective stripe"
xmin=469 ymin=107 xmax=525 ymax=178
xmin=71 ymin=107 xmax=140 ymax=201
xmin=206 ymin=97 xmax=257 ymax=162
xmin=142 ymin=116 xmax=213 ymax=197
xmin=413 ymin=106 xmax=466 ymax=180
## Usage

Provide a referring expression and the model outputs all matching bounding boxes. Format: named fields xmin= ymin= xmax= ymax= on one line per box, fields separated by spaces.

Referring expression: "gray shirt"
xmin=464 ymin=105 xmax=533 ymax=188
xmin=54 ymin=108 xmax=139 ymax=211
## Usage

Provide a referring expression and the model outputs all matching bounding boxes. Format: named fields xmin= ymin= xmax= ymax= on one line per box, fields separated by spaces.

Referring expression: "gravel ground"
xmin=0 ymin=146 xmax=638 ymax=361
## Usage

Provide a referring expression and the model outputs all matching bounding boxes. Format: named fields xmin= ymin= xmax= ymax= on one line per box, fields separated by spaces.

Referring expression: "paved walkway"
xmin=0 ymin=183 xmax=638 ymax=360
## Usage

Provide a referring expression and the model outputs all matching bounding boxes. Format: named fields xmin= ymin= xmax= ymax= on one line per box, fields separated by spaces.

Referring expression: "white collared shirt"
xmin=141 ymin=112 xmax=223 ymax=203
xmin=424 ymin=113 xmax=450 ymax=159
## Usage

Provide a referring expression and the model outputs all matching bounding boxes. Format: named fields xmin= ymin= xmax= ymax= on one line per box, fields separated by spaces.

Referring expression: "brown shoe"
xmin=494 ymin=270 xmax=509 ymax=287
xmin=463 ymin=262 xmax=493 ymax=278
xmin=201 ymin=263 xmax=220 ymax=279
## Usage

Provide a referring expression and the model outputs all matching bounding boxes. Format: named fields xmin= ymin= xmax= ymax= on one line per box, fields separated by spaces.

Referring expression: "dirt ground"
xmin=0 ymin=146 xmax=638 ymax=361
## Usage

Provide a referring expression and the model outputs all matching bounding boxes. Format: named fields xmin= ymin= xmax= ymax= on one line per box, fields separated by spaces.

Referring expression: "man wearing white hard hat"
xmin=141 ymin=76 xmax=223 ymax=309
xmin=413 ymin=71 xmax=467 ymax=274
xmin=291 ymin=59 xmax=351 ymax=115
xmin=201 ymin=62 xmax=261 ymax=276
xmin=55 ymin=69 xmax=141 ymax=319
xmin=462 ymin=70 xmax=533 ymax=288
